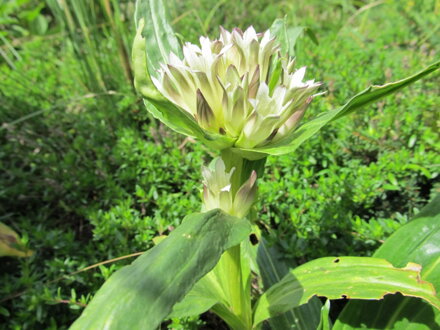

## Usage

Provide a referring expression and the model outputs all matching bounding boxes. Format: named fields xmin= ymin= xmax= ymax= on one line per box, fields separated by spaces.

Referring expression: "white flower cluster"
xmin=154 ymin=26 xmax=321 ymax=149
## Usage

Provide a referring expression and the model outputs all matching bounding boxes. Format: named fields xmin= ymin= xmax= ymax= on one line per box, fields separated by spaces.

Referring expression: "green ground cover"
xmin=0 ymin=0 xmax=439 ymax=328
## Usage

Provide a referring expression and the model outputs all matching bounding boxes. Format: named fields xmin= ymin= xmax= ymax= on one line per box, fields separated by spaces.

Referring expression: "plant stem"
xmin=216 ymin=244 xmax=252 ymax=329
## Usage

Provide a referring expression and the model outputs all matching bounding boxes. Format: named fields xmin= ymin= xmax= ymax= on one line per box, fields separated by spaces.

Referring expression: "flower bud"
xmin=202 ymin=158 xmax=257 ymax=218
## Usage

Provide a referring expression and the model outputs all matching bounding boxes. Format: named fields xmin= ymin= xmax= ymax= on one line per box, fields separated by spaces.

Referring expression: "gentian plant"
xmin=71 ymin=1 xmax=440 ymax=329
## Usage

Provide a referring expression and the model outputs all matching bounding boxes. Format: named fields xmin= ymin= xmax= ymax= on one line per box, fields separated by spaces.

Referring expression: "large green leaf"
xmin=374 ymin=194 xmax=440 ymax=267
xmin=253 ymin=256 xmax=440 ymax=326
xmin=70 ymin=209 xmax=251 ymax=330
xmin=333 ymin=194 xmax=440 ymax=329
xmin=236 ymin=60 xmax=440 ymax=159
xmin=169 ymin=268 xmax=224 ymax=319
xmin=332 ymin=275 xmax=440 ymax=329
xmin=256 ymin=237 xmax=322 ymax=330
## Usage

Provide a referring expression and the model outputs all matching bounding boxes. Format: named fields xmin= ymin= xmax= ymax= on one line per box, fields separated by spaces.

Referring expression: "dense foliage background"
xmin=1 ymin=0 xmax=439 ymax=328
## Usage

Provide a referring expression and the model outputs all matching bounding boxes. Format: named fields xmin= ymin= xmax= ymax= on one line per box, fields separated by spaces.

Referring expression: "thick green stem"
xmin=216 ymin=244 xmax=252 ymax=329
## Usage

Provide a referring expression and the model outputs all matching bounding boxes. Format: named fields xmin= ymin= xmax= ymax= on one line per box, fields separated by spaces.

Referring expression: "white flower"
xmin=153 ymin=26 xmax=322 ymax=149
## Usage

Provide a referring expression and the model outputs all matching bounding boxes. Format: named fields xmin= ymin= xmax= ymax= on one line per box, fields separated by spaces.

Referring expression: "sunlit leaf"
xmin=333 ymin=194 xmax=440 ymax=329
xmin=70 ymin=209 xmax=251 ymax=330
xmin=253 ymin=256 xmax=440 ymax=326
